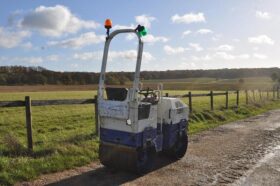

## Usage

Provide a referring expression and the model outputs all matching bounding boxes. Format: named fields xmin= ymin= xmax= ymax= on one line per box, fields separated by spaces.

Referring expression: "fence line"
xmin=0 ymin=96 xmax=97 ymax=151
xmin=0 ymin=88 xmax=279 ymax=151
xmin=172 ymin=90 xmax=238 ymax=112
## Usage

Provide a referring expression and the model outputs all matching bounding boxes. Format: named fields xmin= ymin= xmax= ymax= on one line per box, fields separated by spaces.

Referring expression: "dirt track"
xmin=19 ymin=110 xmax=280 ymax=186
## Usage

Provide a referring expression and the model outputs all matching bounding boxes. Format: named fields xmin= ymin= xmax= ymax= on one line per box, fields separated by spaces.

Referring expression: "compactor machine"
xmin=98 ymin=19 xmax=189 ymax=173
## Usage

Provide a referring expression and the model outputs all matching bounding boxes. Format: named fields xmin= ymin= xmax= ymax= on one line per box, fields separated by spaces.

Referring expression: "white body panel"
xmin=99 ymin=100 xmax=128 ymax=120
xmin=157 ymin=97 xmax=189 ymax=124
xmin=100 ymin=117 xmax=130 ymax=132
xmin=99 ymin=97 xmax=188 ymax=133
xmin=99 ymin=100 xmax=158 ymax=133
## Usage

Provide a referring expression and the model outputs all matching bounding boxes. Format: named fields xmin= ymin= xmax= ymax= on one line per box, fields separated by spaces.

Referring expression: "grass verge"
xmin=189 ymin=100 xmax=280 ymax=134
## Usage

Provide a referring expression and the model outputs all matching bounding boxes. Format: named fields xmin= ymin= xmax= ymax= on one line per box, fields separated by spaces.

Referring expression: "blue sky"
xmin=0 ymin=0 xmax=279 ymax=72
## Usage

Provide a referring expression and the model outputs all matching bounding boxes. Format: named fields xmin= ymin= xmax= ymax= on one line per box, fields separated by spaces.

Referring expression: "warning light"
xmin=104 ymin=19 xmax=112 ymax=29
xmin=136 ymin=25 xmax=147 ymax=37
xmin=104 ymin=19 xmax=112 ymax=38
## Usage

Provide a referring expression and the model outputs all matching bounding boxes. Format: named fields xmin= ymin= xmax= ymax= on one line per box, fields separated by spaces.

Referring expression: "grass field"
xmin=0 ymin=84 xmax=280 ymax=185
xmin=142 ymin=76 xmax=274 ymax=90
xmin=0 ymin=76 xmax=274 ymax=93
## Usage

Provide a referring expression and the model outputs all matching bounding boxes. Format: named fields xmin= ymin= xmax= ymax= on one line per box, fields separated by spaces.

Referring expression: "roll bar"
xmin=98 ymin=29 xmax=144 ymax=101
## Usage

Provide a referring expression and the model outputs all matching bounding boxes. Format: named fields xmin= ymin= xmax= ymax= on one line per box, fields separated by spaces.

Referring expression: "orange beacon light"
xmin=104 ymin=19 xmax=112 ymax=29
xmin=104 ymin=19 xmax=112 ymax=37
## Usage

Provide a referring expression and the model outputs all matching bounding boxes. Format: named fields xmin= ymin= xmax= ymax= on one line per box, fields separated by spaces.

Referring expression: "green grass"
xmin=0 ymin=90 xmax=280 ymax=185
xmin=0 ymin=104 xmax=99 ymax=185
xmin=143 ymin=76 xmax=274 ymax=90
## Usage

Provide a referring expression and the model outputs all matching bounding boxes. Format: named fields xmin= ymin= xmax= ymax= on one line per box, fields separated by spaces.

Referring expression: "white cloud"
xmin=215 ymin=52 xmax=250 ymax=60
xmin=21 ymin=42 xmax=33 ymax=50
xmin=0 ymin=27 xmax=31 ymax=48
xmin=253 ymin=47 xmax=259 ymax=51
xmin=125 ymin=33 xmax=136 ymax=40
xmin=179 ymin=62 xmax=197 ymax=69
xmin=7 ymin=10 xmax=23 ymax=26
xmin=20 ymin=5 xmax=99 ymax=37
xmin=0 ymin=57 xmax=8 ymax=62
xmin=111 ymin=50 xmax=155 ymax=61
xmin=48 ymin=32 xmax=105 ymax=49
xmin=233 ymin=38 xmax=240 ymax=43
xmin=256 ymin=11 xmax=271 ymax=20
xmin=15 ymin=57 xmax=44 ymax=64
xmin=171 ymin=12 xmax=206 ymax=24
xmin=46 ymin=55 xmax=59 ymax=62
xmin=163 ymin=45 xmax=189 ymax=55
xmin=126 ymin=34 xmax=168 ymax=44
xmin=197 ymin=29 xmax=213 ymax=34
xmin=215 ymin=52 xmax=235 ymax=60
xmin=253 ymin=53 xmax=267 ymax=59
xmin=142 ymin=34 xmax=168 ymax=43
xmin=113 ymin=24 xmax=135 ymax=30
xmin=189 ymin=43 xmax=203 ymax=52
xmin=135 ymin=15 xmax=156 ymax=28
xmin=248 ymin=35 xmax=274 ymax=45
xmin=238 ymin=54 xmax=250 ymax=59
xmin=113 ymin=15 xmax=155 ymax=30
xmin=26 ymin=57 xmax=43 ymax=64
xmin=70 ymin=63 xmax=78 ymax=68
xmin=74 ymin=52 xmax=101 ymax=61
xmin=216 ymin=44 xmax=234 ymax=51
xmin=212 ymin=35 xmax=222 ymax=42
xmin=182 ymin=30 xmax=192 ymax=37
xmin=0 ymin=55 xmax=62 ymax=64
xmin=191 ymin=55 xmax=212 ymax=61
xmin=74 ymin=50 xmax=155 ymax=61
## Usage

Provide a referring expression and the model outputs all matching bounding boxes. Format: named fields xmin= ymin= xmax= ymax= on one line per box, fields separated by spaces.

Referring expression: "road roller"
xmin=97 ymin=19 xmax=189 ymax=173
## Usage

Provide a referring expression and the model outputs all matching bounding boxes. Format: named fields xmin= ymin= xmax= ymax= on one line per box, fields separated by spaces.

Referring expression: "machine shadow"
xmin=47 ymin=155 xmax=177 ymax=186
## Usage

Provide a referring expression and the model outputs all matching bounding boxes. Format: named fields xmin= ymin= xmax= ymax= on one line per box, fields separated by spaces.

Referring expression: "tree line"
xmin=0 ymin=66 xmax=280 ymax=86
xmin=271 ymin=72 xmax=280 ymax=83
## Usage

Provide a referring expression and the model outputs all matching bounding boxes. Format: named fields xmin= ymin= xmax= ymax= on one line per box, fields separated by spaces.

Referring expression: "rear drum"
xmin=99 ymin=142 xmax=156 ymax=173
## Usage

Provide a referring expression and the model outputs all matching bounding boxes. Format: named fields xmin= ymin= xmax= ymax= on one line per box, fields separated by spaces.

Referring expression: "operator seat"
xmin=105 ymin=87 xmax=128 ymax=101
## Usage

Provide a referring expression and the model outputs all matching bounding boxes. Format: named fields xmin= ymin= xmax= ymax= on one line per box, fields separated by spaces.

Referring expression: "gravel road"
xmin=18 ymin=110 xmax=280 ymax=186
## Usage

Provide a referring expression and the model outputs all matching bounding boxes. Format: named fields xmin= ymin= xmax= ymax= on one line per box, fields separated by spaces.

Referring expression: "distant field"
xmin=0 ymin=76 xmax=278 ymax=185
xmin=0 ymin=76 xmax=274 ymax=93
xmin=0 ymin=85 xmax=98 ymax=92
xmin=142 ymin=76 xmax=274 ymax=90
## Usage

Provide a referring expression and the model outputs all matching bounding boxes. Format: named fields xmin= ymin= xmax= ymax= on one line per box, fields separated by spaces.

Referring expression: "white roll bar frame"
xmin=98 ymin=29 xmax=144 ymax=101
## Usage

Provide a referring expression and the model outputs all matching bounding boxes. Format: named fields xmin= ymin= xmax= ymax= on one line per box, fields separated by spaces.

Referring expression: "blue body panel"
xmin=100 ymin=127 xmax=157 ymax=148
xmin=162 ymin=119 xmax=187 ymax=150
xmin=100 ymin=128 xmax=143 ymax=147
xmin=100 ymin=119 xmax=188 ymax=151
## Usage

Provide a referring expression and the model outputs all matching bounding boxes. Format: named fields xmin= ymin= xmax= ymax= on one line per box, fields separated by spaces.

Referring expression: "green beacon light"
xmin=136 ymin=25 xmax=147 ymax=37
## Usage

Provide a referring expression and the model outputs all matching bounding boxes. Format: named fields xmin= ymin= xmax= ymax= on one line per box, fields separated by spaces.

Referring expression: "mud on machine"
xmin=97 ymin=19 xmax=189 ymax=173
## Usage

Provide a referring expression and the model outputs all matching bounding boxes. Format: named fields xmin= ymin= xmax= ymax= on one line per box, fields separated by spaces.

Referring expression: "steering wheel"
xmin=139 ymin=87 xmax=155 ymax=98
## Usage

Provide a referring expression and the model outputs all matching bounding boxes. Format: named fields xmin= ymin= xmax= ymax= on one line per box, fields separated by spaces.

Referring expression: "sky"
xmin=0 ymin=0 xmax=279 ymax=72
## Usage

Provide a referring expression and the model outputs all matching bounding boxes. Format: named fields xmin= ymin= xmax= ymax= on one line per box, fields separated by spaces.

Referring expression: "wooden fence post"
xmin=25 ymin=96 xmax=33 ymax=151
xmin=225 ymin=91 xmax=229 ymax=109
xmin=245 ymin=90 xmax=249 ymax=105
xmin=236 ymin=90 xmax=239 ymax=107
xmin=278 ymin=88 xmax=280 ymax=99
xmin=273 ymin=88 xmax=275 ymax=100
xmin=165 ymin=93 xmax=169 ymax=97
xmin=210 ymin=91 xmax=214 ymax=111
xmin=188 ymin=91 xmax=192 ymax=113
xmin=253 ymin=90 xmax=256 ymax=102
xmin=267 ymin=90 xmax=269 ymax=100
xmin=259 ymin=90 xmax=262 ymax=101
xmin=94 ymin=95 xmax=99 ymax=136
